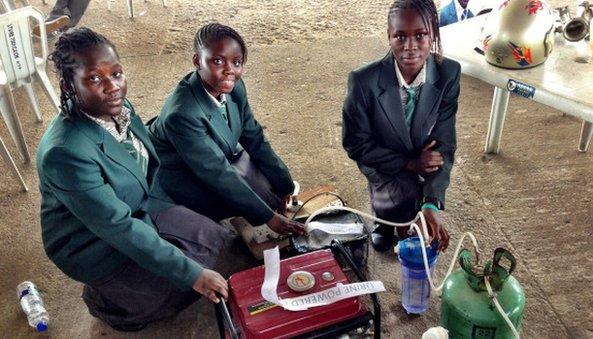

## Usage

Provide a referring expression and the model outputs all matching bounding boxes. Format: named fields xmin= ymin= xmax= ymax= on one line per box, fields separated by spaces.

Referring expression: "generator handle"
xmin=330 ymin=239 xmax=381 ymax=339
xmin=215 ymin=293 xmax=240 ymax=339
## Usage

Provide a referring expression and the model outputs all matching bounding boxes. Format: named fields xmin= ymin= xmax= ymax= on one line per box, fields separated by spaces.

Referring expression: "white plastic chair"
xmin=0 ymin=6 xmax=60 ymax=164
xmin=0 ymin=134 xmax=27 ymax=191
xmin=107 ymin=0 xmax=167 ymax=18
xmin=2 ymin=0 xmax=25 ymax=11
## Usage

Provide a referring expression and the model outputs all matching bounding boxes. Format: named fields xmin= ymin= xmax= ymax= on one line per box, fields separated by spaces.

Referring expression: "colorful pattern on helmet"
xmin=525 ymin=0 xmax=543 ymax=14
xmin=483 ymin=35 xmax=492 ymax=51
xmin=508 ymin=42 xmax=533 ymax=66
xmin=499 ymin=0 xmax=511 ymax=9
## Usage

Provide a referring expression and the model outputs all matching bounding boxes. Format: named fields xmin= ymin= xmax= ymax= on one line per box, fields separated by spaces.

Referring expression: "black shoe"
xmin=371 ymin=224 xmax=394 ymax=252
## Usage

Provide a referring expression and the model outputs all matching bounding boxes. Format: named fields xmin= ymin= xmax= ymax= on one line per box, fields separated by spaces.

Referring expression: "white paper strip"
xmin=261 ymin=245 xmax=281 ymax=304
xmin=306 ymin=221 xmax=364 ymax=235
xmin=261 ymin=247 xmax=385 ymax=312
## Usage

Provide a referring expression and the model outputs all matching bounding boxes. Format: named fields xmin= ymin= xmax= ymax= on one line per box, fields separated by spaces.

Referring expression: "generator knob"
xmin=287 ymin=271 xmax=315 ymax=292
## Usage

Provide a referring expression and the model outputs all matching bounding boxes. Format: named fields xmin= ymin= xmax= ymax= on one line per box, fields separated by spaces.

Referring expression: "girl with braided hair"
xmin=37 ymin=27 xmax=228 ymax=331
xmin=342 ymin=0 xmax=458 ymax=252
xmin=148 ymin=23 xmax=305 ymax=237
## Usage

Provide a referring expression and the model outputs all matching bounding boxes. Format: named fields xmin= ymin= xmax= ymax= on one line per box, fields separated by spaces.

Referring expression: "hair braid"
xmin=48 ymin=27 xmax=118 ymax=120
xmin=193 ymin=23 xmax=247 ymax=63
xmin=388 ymin=0 xmax=443 ymax=63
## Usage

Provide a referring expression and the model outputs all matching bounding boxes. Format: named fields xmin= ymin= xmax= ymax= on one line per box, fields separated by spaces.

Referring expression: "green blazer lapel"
xmin=188 ymin=72 xmax=235 ymax=153
xmin=129 ymin=114 xmax=159 ymax=184
xmin=225 ymin=93 xmax=242 ymax=148
xmin=129 ymin=114 xmax=157 ymax=164
xmin=95 ymin=120 xmax=150 ymax=195
xmin=377 ymin=54 xmax=414 ymax=152
xmin=74 ymin=114 xmax=105 ymax=145
xmin=410 ymin=55 xmax=442 ymax=149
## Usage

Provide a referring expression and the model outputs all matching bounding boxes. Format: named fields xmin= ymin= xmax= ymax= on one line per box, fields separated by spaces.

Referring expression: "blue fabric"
xmin=439 ymin=1 xmax=474 ymax=27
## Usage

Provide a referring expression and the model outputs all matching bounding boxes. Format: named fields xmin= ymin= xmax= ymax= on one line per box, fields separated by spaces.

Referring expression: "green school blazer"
xmin=148 ymin=72 xmax=294 ymax=225
xmin=37 ymin=101 xmax=200 ymax=289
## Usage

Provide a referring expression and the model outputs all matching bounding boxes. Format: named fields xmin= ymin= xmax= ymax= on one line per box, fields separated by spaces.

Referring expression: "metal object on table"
xmin=562 ymin=1 xmax=593 ymax=41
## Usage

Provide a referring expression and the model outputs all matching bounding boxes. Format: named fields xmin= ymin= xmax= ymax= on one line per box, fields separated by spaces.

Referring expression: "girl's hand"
xmin=407 ymin=140 xmax=444 ymax=174
xmin=276 ymin=195 xmax=291 ymax=216
xmin=267 ymin=213 xmax=306 ymax=236
xmin=421 ymin=208 xmax=450 ymax=252
xmin=192 ymin=269 xmax=228 ymax=303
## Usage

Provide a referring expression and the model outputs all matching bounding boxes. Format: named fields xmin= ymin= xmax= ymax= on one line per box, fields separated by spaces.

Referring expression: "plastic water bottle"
xmin=422 ymin=326 xmax=449 ymax=339
xmin=398 ymin=237 xmax=439 ymax=314
xmin=16 ymin=281 xmax=49 ymax=332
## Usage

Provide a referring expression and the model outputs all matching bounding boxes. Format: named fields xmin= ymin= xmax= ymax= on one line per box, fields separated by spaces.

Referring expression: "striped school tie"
xmin=404 ymin=86 xmax=417 ymax=128
xmin=461 ymin=8 xmax=469 ymax=20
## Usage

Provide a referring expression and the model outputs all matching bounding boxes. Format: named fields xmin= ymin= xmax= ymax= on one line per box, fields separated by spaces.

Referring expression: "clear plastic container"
xmin=16 ymin=281 xmax=49 ymax=332
xmin=398 ymin=237 xmax=439 ymax=314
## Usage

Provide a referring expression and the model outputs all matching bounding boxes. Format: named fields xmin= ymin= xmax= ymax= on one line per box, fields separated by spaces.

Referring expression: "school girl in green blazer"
xmin=37 ymin=28 xmax=228 ymax=331
xmin=148 ymin=23 xmax=304 ymax=236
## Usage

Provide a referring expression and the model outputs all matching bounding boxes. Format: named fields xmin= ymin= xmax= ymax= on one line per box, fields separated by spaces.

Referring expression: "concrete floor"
xmin=1 ymin=0 xmax=592 ymax=338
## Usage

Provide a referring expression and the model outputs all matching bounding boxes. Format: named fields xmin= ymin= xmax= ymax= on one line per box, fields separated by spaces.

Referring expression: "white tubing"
xmin=304 ymin=205 xmax=519 ymax=337
xmin=485 ymin=276 xmax=521 ymax=339
xmin=305 ymin=206 xmax=478 ymax=292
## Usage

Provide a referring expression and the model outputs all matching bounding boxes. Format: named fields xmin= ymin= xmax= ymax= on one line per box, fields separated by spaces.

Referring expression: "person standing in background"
xmin=33 ymin=0 xmax=90 ymax=38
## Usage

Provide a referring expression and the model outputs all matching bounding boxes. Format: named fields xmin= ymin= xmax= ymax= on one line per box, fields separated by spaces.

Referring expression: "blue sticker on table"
xmin=506 ymin=79 xmax=535 ymax=99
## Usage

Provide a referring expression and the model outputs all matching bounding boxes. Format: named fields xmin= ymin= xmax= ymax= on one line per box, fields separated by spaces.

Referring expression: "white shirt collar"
xmin=394 ymin=59 xmax=426 ymax=89
xmin=84 ymin=106 xmax=132 ymax=143
xmin=206 ymin=91 xmax=226 ymax=108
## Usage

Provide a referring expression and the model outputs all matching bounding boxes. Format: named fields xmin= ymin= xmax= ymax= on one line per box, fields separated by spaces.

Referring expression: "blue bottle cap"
xmin=36 ymin=322 xmax=48 ymax=332
xmin=398 ymin=236 xmax=439 ymax=269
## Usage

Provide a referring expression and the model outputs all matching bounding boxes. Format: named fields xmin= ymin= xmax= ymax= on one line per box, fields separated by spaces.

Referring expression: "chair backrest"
xmin=0 ymin=6 xmax=46 ymax=86
xmin=2 ymin=0 xmax=31 ymax=12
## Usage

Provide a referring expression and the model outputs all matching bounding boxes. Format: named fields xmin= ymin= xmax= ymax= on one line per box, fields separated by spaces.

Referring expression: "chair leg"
xmin=578 ymin=121 xmax=593 ymax=152
xmin=127 ymin=0 xmax=134 ymax=18
xmin=0 ymin=88 xmax=30 ymax=163
xmin=107 ymin=0 xmax=112 ymax=11
xmin=34 ymin=70 xmax=61 ymax=114
xmin=0 ymin=135 xmax=28 ymax=192
xmin=162 ymin=0 xmax=167 ymax=7
xmin=23 ymin=82 xmax=43 ymax=122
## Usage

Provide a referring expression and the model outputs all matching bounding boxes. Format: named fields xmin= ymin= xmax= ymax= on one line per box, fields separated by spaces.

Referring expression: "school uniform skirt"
xmin=82 ymin=205 xmax=226 ymax=331
xmin=368 ymin=171 xmax=423 ymax=239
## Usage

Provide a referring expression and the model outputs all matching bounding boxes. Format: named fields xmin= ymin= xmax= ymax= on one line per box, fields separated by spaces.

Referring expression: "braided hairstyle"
xmin=193 ymin=23 xmax=247 ymax=63
xmin=48 ymin=27 xmax=119 ymax=120
xmin=388 ymin=0 xmax=443 ymax=63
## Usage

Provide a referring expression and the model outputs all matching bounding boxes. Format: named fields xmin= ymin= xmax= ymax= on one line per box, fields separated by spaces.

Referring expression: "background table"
xmin=440 ymin=15 xmax=593 ymax=153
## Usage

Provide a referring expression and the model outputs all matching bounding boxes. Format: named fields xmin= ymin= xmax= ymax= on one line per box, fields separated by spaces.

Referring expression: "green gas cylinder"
xmin=440 ymin=248 xmax=525 ymax=339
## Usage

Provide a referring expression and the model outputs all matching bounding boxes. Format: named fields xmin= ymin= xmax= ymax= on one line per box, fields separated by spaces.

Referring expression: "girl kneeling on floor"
xmin=37 ymin=27 xmax=228 ymax=331
xmin=342 ymin=0 xmax=459 ymax=253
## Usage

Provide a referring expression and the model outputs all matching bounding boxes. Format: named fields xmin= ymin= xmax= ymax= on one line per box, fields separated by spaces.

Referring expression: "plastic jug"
xmin=398 ymin=236 xmax=439 ymax=314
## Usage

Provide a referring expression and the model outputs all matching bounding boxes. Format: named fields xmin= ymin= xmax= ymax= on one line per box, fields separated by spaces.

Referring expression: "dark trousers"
xmin=48 ymin=0 xmax=91 ymax=27
xmin=368 ymin=172 xmax=422 ymax=239
xmin=82 ymin=205 xmax=225 ymax=331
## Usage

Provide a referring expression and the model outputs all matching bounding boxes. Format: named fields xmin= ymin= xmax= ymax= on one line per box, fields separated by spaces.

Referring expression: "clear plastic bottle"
xmin=16 ymin=281 xmax=49 ymax=332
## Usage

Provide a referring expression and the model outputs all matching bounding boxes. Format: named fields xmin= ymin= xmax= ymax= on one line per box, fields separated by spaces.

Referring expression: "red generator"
xmin=216 ymin=240 xmax=381 ymax=339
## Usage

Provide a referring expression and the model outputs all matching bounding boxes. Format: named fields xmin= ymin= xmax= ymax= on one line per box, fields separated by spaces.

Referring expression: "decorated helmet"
xmin=481 ymin=0 xmax=555 ymax=69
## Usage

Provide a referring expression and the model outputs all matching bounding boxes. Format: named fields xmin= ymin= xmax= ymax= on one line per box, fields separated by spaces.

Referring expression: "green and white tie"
xmin=404 ymin=86 xmax=417 ymax=128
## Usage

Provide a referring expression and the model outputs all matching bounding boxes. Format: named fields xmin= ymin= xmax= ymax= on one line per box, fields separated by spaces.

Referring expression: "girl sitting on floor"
xmin=37 ymin=27 xmax=228 ymax=331
xmin=148 ymin=23 xmax=304 ymax=236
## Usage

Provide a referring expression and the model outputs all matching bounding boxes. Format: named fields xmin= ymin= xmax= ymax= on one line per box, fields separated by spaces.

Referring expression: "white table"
xmin=440 ymin=16 xmax=593 ymax=153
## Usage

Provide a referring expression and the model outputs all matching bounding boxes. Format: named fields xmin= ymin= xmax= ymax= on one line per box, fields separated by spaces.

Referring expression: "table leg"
xmin=485 ymin=86 xmax=510 ymax=154
xmin=578 ymin=121 xmax=593 ymax=152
